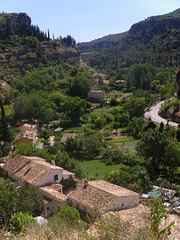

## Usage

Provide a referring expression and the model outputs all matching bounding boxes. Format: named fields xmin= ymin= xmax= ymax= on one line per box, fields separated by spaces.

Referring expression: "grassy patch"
xmin=106 ymin=93 xmax=122 ymax=98
xmin=88 ymin=107 xmax=113 ymax=117
xmin=105 ymin=136 xmax=134 ymax=144
xmin=94 ymin=108 xmax=113 ymax=113
xmin=79 ymin=159 xmax=120 ymax=179
xmin=124 ymin=141 xmax=137 ymax=153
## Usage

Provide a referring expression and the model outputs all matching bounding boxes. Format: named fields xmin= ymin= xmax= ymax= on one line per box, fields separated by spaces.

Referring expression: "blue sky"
xmin=1 ymin=0 xmax=179 ymax=43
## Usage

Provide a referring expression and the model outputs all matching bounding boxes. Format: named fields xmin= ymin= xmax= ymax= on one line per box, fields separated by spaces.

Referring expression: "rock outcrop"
xmin=0 ymin=12 xmax=31 ymax=37
xmin=129 ymin=17 xmax=180 ymax=35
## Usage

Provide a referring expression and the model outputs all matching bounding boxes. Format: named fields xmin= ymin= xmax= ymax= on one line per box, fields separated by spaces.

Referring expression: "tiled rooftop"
xmin=68 ymin=180 xmax=139 ymax=214
xmin=3 ymin=155 xmax=63 ymax=186
xmin=39 ymin=185 xmax=67 ymax=203
xmin=89 ymin=180 xmax=139 ymax=197
xmin=68 ymin=181 xmax=117 ymax=214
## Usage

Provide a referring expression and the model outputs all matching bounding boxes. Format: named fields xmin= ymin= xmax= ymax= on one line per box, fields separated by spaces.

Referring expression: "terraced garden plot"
xmin=79 ymin=159 xmax=120 ymax=179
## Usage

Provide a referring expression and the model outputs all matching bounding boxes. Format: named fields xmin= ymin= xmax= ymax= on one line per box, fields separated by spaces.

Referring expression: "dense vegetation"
xmin=0 ymin=10 xmax=180 ymax=239
xmin=80 ymin=8 xmax=180 ymax=80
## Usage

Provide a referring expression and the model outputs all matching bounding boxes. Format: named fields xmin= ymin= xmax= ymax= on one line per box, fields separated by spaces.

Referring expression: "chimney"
xmin=83 ymin=180 xmax=88 ymax=189
xmin=27 ymin=162 xmax=31 ymax=170
xmin=51 ymin=158 xmax=55 ymax=166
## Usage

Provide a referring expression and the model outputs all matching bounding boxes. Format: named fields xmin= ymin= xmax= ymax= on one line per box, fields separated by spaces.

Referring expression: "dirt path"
xmin=80 ymin=55 xmax=109 ymax=86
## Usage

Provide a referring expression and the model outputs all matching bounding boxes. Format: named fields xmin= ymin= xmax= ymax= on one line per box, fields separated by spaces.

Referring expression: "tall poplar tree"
xmin=0 ymin=97 xmax=10 ymax=143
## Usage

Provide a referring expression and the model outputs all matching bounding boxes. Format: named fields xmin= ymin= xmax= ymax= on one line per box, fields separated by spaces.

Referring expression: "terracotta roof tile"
xmin=68 ymin=180 xmax=139 ymax=214
xmin=89 ymin=180 xmax=139 ymax=197
xmin=68 ymin=182 xmax=116 ymax=214
xmin=3 ymin=155 xmax=63 ymax=186
xmin=39 ymin=185 xmax=67 ymax=203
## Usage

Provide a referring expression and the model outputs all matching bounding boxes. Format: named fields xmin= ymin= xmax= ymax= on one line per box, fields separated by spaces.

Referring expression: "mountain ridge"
xmin=78 ymin=8 xmax=180 ymax=73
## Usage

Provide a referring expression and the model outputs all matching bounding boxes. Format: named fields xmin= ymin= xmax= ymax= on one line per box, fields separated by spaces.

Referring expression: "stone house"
xmin=39 ymin=183 xmax=68 ymax=215
xmin=3 ymin=154 xmax=74 ymax=215
xmin=2 ymin=155 xmax=73 ymax=187
xmin=88 ymin=90 xmax=105 ymax=100
xmin=68 ymin=180 xmax=139 ymax=219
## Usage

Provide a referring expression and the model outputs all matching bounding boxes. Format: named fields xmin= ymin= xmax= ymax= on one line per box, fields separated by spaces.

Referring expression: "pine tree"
xmin=0 ymin=97 xmax=10 ymax=143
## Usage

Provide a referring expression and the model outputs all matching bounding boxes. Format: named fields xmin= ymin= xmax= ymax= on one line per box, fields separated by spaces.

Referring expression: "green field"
xmin=106 ymin=93 xmax=122 ymax=98
xmin=105 ymin=136 xmax=137 ymax=153
xmin=79 ymin=159 xmax=120 ymax=179
xmin=124 ymin=141 xmax=137 ymax=153
xmin=64 ymin=127 xmax=83 ymax=133
xmin=105 ymin=136 xmax=134 ymax=144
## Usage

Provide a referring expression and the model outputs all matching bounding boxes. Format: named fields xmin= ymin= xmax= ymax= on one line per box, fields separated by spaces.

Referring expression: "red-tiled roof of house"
xmin=3 ymin=155 xmax=63 ymax=186
xmin=68 ymin=180 xmax=139 ymax=214
xmin=39 ymin=185 xmax=67 ymax=203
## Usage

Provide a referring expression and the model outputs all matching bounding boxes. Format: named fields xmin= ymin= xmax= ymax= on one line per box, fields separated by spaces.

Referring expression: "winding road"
xmin=144 ymin=100 xmax=178 ymax=128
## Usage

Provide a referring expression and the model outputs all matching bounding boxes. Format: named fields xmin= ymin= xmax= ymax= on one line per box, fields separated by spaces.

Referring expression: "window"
xmin=54 ymin=174 xmax=58 ymax=181
xmin=47 ymin=207 xmax=49 ymax=211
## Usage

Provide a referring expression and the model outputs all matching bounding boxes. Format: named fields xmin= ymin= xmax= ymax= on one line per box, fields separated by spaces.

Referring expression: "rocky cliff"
xmin=0 ymin=12 xmax=31 ymax=37
xmin=129 ymin=17 xmax=180 ymax=35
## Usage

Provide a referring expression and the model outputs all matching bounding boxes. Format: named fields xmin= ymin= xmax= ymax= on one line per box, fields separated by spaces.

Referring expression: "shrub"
xmin=10 ymin=212 xmax=36 ymax=233
xmin=56 ymin=205 xmax=82 ymax=229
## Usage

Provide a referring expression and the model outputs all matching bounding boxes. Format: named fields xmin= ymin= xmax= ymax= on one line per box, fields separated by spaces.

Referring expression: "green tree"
xmin=55 ymin=151 xmax=84 ymax=179
xmin=70 ymin=70 xmax=92 ymax=98
xmin=14 ymin=93 xmax=55 ymax=124
xmin=0 ymin=97 xmax=11 ymax=143
xmin=16 ymin=186 xmax=45 ymax=217
xmin=13 ymin=143 xmax=51 ymax=162
xmin=150 ymin=197 xmax=175 ymax=239
xmin=49 ymin=91 xmax=66 ymax=111
xmin=127 ymin=116 xmax=144 ymax=139
xmin=0 ymin=178 xmax=17 ymax=226
xmin=136 ymin=128 xmax=180 ymax=179
xmin=124 ymin=97 xmax=146 ymax=119
xmin=61 ymin=96 xmax=86 ymax=125
xmin=56 ymin=205 xmax=82 ymax=229
xmin=106 ymin=165 xmax=152 ymax=193
xmin=127 ymin=64 xmax=156 ymax=90
xmin=159 ymin=85 xmax=171 ymax=100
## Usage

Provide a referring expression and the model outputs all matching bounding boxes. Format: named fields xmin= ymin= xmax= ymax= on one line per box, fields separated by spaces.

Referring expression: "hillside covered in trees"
xmin=79 ymin=8 xmax=180 ymax=75
xmin=0 ymin=11 xmax=180 ymax=240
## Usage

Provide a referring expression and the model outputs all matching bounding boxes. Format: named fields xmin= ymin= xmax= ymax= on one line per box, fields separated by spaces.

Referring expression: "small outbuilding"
xmin=88 ymin=90 xmax=105 ymax=100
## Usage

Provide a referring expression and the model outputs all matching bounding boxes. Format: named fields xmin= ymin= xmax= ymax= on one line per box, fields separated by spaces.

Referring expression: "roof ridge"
xmin=88 ymin=180 xmax=139 ymax=196
xmin=85 ymin=181 xmax=116 ymax=197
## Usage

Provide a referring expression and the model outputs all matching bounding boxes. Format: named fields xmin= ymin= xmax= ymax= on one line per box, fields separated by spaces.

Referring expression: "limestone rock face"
xmin=0 ymin=12 xmax=31 ymax=36
xmin=130 ymin=18 xmax=180 ymax=35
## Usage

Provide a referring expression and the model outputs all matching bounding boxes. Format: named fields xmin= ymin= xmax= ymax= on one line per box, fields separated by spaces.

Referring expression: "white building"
xmin=2 ymin=155 xmax=74 ymax=188
xmin=88 ymin=90 xmax=105 ymax=100
xmin=68 ymin=180 xmax=139 ymax=218
xmin=39 ymin=183 xmax=68 ymax=215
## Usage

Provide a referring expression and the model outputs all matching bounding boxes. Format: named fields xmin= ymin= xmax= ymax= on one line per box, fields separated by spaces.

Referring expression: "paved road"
xmin=144 ymin=100 xmax=178 ymax=128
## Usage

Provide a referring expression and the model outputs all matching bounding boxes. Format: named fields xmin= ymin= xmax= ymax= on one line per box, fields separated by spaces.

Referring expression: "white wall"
xmin=107 ymin=195 xmax=139 ymax=211
xmin=62 ymin=173 xmax=75 ymax=180
xmin=36 ymin=169 xmax=63 ymax=187
xmin=44 ymin=199 xmax=68 ymax=216
xmin=88 ymin=91 xmax=105 ymax=100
